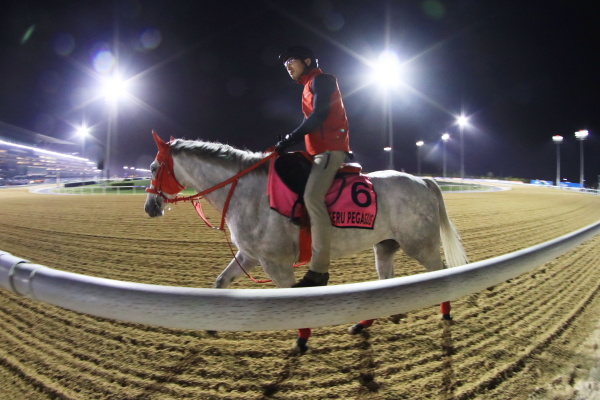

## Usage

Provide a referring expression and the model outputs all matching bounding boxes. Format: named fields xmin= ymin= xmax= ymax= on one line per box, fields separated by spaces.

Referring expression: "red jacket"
xmin=297 ymin=68 xmax=350 ymax=155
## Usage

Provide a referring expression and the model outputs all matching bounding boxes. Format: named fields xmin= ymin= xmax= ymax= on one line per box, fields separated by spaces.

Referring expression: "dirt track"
xmin=0 ymin=185 xmax=599 ymax=400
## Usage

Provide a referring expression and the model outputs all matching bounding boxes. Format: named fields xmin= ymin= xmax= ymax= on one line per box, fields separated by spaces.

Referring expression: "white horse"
xmin=144 ymin=133 xmax=469 ymax=350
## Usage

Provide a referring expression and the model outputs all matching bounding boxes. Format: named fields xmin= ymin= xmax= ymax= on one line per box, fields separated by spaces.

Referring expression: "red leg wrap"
xmin=359 ymin=319 xmax=375 ymax=328
xmin=440 ymin=301 xmax=451 ymax=315
xmin=298 ymin=328 xmax=311 ymax=340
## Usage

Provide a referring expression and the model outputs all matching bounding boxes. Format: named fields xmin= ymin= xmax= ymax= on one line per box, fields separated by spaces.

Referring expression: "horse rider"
xmin=275 ymin=45 xmax=352 ymax=288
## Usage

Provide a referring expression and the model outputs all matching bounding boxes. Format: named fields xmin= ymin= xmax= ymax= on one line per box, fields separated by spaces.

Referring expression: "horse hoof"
xmin=348 ymin=323 xmax=365 ymax=335
xmin=291 ymin=337 xmax=309 ymax=354
xmin=441 ymin=314 xmax=452 ymax=321
xmin=205 ymin=330 xmax=217 ymax=336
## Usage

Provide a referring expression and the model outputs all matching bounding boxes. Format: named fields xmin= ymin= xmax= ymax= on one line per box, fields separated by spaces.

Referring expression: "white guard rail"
xmin=1 ymin=221 xmax=598 ymax=331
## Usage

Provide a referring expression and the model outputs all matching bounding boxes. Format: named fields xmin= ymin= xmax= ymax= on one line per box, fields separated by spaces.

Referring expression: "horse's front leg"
xmin=260 ymin=258 xmax=296 ymax=289
xmin=440 ymin=301 xmax=452 ymax=320
xmin=261 ymin=258 xmax=311 ymax=353
xmin=213 ymin=251 xmax=258 ymax=288
xmin=349 ymin=319 xmax=375 ymax=335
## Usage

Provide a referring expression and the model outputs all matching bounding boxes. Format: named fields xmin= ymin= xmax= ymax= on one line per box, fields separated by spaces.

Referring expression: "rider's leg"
xmin=293 ymin=150 xmax=345 ymax=287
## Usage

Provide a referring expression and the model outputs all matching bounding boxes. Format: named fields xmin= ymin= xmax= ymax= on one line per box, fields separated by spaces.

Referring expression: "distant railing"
xmin=55 ymin=185 xmax=149 ymax=195
xmin=436 ymin=184 xmax=501 ymax=193
xmin=551 ymin=186 xmax=600 ymax=196
xmin=27 ymin=179 xmax=599 ymax=196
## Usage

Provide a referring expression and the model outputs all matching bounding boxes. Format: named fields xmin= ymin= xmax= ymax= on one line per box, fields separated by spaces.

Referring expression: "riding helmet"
xmin=278 ymin=45 xmax=319 ymax=68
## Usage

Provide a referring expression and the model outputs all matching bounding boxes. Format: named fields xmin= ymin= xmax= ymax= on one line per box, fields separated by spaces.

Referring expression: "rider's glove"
xmin=275 ymin=134 xmax=295 ymax=153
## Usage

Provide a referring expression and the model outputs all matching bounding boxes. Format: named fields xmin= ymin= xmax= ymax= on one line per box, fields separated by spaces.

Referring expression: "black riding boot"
xmin=292 ymin=270 xmax=329 ymax=288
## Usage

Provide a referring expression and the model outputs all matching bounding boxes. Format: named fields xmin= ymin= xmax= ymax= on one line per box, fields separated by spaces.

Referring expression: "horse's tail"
xmin=424 ymin=178 xmax=469 ymax=268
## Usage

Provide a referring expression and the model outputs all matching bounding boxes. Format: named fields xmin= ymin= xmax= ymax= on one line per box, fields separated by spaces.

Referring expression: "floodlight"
xmin=574 ymin=130 xmax=588 ymax=140
xmin=77 ymin=126 xmax=90 ymax=138
xmin=373 ymin=50 xmax=402 ymax=87
xmin=102 ymin=75 xmax=128 ymax=102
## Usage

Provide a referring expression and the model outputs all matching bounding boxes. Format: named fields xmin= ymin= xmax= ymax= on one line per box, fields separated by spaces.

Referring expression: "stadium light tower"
xmin=441 ymin=133 xmax=450 ymax=178
xmin=552 ymin=135 xmax=563 ymax=187
xmin=456 ymin=115 xmax=468 ymax=179
xmin=574 ymin=129 xmax=589 ymax=188
xmin=102 ymin=74 xmax=127 ymax=180
xmin=416 ymin=140 xmax=424 ymax=175
xmin=372 ymin=50 xmax=402 ymax=171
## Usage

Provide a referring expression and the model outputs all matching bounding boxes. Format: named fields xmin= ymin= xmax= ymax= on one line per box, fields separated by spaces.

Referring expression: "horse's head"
xmin=144 ymin=131 xmax=186 ymax=218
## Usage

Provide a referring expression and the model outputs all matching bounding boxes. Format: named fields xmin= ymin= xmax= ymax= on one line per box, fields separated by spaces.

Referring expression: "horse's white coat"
xmin=144 ymin=139 xmax=469 ymax=289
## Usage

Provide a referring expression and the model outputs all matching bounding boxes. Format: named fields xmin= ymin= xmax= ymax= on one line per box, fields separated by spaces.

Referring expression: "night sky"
xmin=1 ymin=1 xmax=598 ymax=186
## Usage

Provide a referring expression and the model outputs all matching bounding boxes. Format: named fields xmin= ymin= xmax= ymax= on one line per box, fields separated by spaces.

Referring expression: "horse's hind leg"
xmin=440 ymin=301 xmax=452 ymax=321
xmin=349 ymin=240 xmax=400 ymax=335
xmin=403 ymin=239 xmax=452 ymax=320
xmin=292 ymin=328 xmax=311 ymax=354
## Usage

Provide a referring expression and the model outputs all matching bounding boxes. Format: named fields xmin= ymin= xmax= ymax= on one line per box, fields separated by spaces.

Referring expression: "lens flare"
xmin=140 ymin=28 xmax=162 ymax=50
xmin=93 ymin=49 xmax=116 ymax=74
xmin=53 ymin=33 xmax=76 ymax=56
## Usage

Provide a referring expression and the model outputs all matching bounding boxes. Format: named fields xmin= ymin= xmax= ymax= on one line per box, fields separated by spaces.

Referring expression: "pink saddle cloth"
xmin=267 ymin=154 xmax=377 ymax=230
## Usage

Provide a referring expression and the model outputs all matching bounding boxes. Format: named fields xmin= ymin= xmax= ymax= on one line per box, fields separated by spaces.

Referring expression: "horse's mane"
xmin=170 ymin=139 xmax=270 ymax=173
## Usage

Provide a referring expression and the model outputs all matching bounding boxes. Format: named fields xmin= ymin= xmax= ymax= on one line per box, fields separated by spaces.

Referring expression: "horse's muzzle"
xmin=144 ymin=194 xmax=164 ymax=218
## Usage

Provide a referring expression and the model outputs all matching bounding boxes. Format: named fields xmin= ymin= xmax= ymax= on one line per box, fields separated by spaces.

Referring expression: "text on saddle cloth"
xmin=267 ymin=152 xmax=377 ymax=229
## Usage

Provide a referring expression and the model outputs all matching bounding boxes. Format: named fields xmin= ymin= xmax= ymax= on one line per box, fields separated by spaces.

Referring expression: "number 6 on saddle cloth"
xmin=267 ymin=151 xmax=378 ymax=231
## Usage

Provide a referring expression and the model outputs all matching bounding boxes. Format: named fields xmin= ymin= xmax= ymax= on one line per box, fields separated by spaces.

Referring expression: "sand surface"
xmin=0 ymin=185 xmax=599 ymax=399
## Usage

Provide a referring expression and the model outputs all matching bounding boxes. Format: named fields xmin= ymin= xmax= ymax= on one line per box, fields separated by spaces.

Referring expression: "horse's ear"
xmin=152 ymin=130 xmax=169 ymax=152
xmin=170 ymin=135 xmax=175 ymax=142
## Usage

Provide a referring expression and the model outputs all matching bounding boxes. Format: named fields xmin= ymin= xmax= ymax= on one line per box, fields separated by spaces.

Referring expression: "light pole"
xmin=456 ymin=115 xmax=468 ymax=179
xmin=574 ymin=130 xmax=589 ymax=188
xmin=441 ymin=133 xmax=450 ymax=178
xmin=552 ymin=135 xmax=563 ymax=187
xmin=383 ymin=146 xmax=392 ymax=170
xmin=386 ymin=97 xmax=394 ymax=170
xmin=416 ymin=140 xmax=424 ymax=175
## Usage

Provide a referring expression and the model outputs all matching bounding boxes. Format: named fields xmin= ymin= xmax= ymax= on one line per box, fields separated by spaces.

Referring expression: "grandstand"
xmin=0 ymin=121 xmax=99 ymax=185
